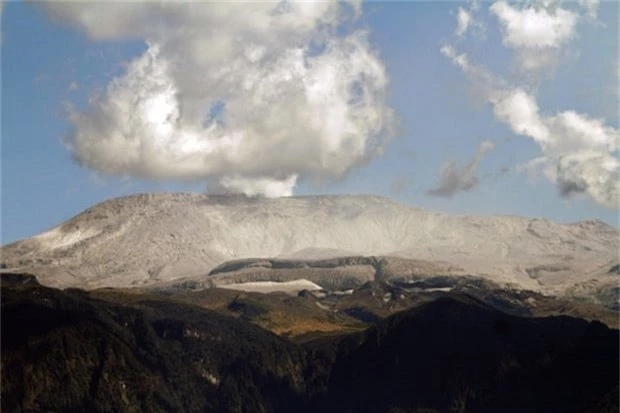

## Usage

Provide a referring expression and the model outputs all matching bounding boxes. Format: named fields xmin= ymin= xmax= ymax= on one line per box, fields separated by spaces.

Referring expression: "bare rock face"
xmin=203 ymin=256 xmax=466 ymax=291
xmin=1 ymin=193 xmax=617 ymax=301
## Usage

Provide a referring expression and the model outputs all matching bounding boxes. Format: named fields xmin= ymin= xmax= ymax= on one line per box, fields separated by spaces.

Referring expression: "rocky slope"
xmin=203 ymin=256 xmax=464 ymax=291
xmin=1 ymin=193 xmax=617 ymax=301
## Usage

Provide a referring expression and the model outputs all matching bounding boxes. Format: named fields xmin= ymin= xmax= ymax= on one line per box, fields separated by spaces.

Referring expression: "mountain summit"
xmin=1 ymin=193 xmax=617 ymax=299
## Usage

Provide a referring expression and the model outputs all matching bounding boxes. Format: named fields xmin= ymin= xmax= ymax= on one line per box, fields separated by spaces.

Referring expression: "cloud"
xmin=490 ymin=2 xmax=578 ymax=49
xmin=490 ymin=89 xmax=618 ymax=208
xmin=455 ymin=8 xmax=472 ymax=37
xmin=440 ymin=45 xmax=504 ymax=99
xmin=208 ymin=174 xmax=299 ymax=198
xmin=44 ymin=1 xmax=394 ymax=197
xmin=454 ymin=2 xmax=485 ymax=39
xmin=442 ymin=0 xmax=618 ymax=209
xmin=442 ymin=43 xmax=619 ymax=209
xmin=550 ymin=151 xmax=619 ymax=208
xmin=489 ymin=1 xmax=582 ymax=74
xmin=427 ymin=140 xmax=495 ymax=197
xmin=491 ymin=88 xmax=549 ymax=144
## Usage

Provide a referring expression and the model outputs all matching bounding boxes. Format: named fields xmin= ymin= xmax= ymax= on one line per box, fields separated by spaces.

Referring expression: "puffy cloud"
xmin=489 ymin=1 xmax=582 ymax=74
xmin=427 ymin=140 xmax=496 ymax=197
xmin=491 ymin=89 xmax=618 ymax=157
xmin=553 ymin=151 xmax=619 ymax=208
xmin=492 ymin=88 xmax=550 ymax=144
xmin=490 ymin=1 xmax=578 ymax=49
xmin=546 ymin=111 xmax=618 ymax=154
xmin=45 ymin=1 xmax=394 ymax=197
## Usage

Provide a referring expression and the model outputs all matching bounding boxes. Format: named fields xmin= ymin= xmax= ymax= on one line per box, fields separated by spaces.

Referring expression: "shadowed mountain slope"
xmin=2 ymin=275 xmax=618 ymax=413
xmin=308 ymin=295 xmax=619 ymax=413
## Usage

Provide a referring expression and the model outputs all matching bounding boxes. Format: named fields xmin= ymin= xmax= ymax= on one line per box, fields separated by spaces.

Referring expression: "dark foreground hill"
xmin=308 ymin=295 xmax=619 ymax=413
xmin=2 ymin=274 xmax=618 ymax=413
xmin=1 ymin=275 xmax=307 ymax=413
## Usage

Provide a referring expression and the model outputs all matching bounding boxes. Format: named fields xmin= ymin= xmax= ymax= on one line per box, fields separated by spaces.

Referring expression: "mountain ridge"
xmin=1 ymin=193 xmax=617 ymax=301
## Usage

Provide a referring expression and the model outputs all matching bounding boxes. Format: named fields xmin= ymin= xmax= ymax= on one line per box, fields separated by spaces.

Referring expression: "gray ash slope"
xmin=1 ymin=193 xmax=617 ymax=301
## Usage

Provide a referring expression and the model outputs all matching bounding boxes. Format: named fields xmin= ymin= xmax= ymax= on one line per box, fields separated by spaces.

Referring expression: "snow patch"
xmin=217 ymin=279 xmax=321 ymax=295
xmin=425 ymin=287 xmax=454 ymax=293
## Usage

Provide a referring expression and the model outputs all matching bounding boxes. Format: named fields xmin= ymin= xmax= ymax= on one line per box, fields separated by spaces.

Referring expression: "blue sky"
xmin=2 ymin=1 xmax=618 ymax=244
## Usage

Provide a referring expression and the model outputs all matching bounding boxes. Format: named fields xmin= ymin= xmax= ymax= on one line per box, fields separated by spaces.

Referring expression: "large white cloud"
xmin=45 ymin=1 xmax=394 ymax=196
